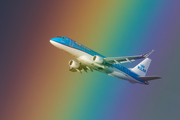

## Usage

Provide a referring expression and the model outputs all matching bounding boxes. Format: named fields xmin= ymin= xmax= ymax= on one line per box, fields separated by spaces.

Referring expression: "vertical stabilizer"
xmin=131 ymin=58 xmax=151 ymax=77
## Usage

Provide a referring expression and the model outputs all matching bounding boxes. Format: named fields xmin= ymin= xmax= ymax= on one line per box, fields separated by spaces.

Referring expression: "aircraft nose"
xmin=50 ymin=37 xmax=57 ymax=43
xmin=49 ymin=37 xmax=61 ymax=45
xmin=50 ymin=39 xmax=56 ymax=45
xmin=49 ymin=39 xmax=58 ymax=47
xmin=50 ymin=40 xmax=53 ymax=43
xmin=49 ymin=39 xmax=54 ymax=43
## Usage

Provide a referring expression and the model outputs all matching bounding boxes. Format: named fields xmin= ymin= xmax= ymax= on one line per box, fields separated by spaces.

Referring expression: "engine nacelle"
xmin=92 ymin=55 xmax=104 ymax=64
xmin=68 ymin=60 xmax=80 ymax=69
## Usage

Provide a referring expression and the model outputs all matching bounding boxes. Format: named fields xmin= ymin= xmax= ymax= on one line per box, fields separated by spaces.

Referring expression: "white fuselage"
xmin=50 ymin=40 xmax=143 ymax=84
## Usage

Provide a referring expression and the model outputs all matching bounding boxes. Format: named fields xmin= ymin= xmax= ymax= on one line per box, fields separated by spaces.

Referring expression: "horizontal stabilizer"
xmin=137 ymin=76 xmax=161 ymax=81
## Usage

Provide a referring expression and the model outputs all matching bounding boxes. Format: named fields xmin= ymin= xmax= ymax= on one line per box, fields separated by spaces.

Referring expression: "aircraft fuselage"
xmin=50 ymin=36 xmax=148 ymax=85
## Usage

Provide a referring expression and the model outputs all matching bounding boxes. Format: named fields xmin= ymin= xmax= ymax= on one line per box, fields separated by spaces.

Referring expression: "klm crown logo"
xmin=138 ymin=64 xmax=146 ymax=73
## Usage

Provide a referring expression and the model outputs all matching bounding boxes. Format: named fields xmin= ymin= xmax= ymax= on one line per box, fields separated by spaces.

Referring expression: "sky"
xmin=1 ymin=0 xmax=180 ymax=120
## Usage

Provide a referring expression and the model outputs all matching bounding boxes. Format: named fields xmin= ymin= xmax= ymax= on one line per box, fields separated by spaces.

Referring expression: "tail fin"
xmin=131 ymin=58 xmax=151 ymax=77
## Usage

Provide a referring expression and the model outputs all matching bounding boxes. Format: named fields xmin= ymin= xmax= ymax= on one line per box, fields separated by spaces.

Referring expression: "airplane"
xmin=50 ymin=36 xmax=161 ymax=85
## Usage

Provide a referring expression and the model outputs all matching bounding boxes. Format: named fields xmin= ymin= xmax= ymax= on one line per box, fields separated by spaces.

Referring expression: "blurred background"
xmin=0 ymin=0 xmax=180 ymax=120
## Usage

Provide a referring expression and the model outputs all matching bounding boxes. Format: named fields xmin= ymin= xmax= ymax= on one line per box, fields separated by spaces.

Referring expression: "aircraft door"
xmin=69 ymin=40 xmax=74 ymax=47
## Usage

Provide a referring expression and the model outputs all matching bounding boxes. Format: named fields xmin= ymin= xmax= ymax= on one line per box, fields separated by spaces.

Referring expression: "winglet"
xmin=142 ymin=50 xmax=154 ymax=58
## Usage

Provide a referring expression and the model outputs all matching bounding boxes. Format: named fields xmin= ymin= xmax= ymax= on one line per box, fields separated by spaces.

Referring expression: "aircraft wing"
xmin=105 ymin=50 xmax=154 ymax=64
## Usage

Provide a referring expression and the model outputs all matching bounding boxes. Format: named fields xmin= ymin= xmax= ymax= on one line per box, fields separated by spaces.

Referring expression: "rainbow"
xmin=2 ymin=0 xmax=180 ymax=120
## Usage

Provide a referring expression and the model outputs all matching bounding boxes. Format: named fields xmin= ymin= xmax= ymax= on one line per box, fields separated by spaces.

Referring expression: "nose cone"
xmin=50 ymin=37 xmax=59 ymax=44
xmin=50 ymin=37 xmax=58 ymax=42
xmin=50 ymin=37 xmax=59 ymax=46
xmin=49 ymin=39 xmax=61 ymax=48
xmin=50 ymin=39 xmax=54 ymax=44
xmin=50 ymin=36 xmax=70 ymax=46
xmin=49 ymin=39 xmax=56 ymax=46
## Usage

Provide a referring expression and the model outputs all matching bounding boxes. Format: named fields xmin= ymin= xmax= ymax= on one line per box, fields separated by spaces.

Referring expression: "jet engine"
xmin=92 ymin=55 xmax=104 ymax=64
xmin=68 ymin=60 xmax=80 ymax=69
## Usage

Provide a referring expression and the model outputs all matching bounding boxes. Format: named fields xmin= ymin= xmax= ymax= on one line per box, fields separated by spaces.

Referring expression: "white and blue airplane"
xmin=50 ymin=36 xmax=161 ymax=85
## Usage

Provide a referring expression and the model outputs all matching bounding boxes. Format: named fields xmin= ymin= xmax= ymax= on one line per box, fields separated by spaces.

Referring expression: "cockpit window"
xmin=58 ymin=36 xmax=65 ymax=39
